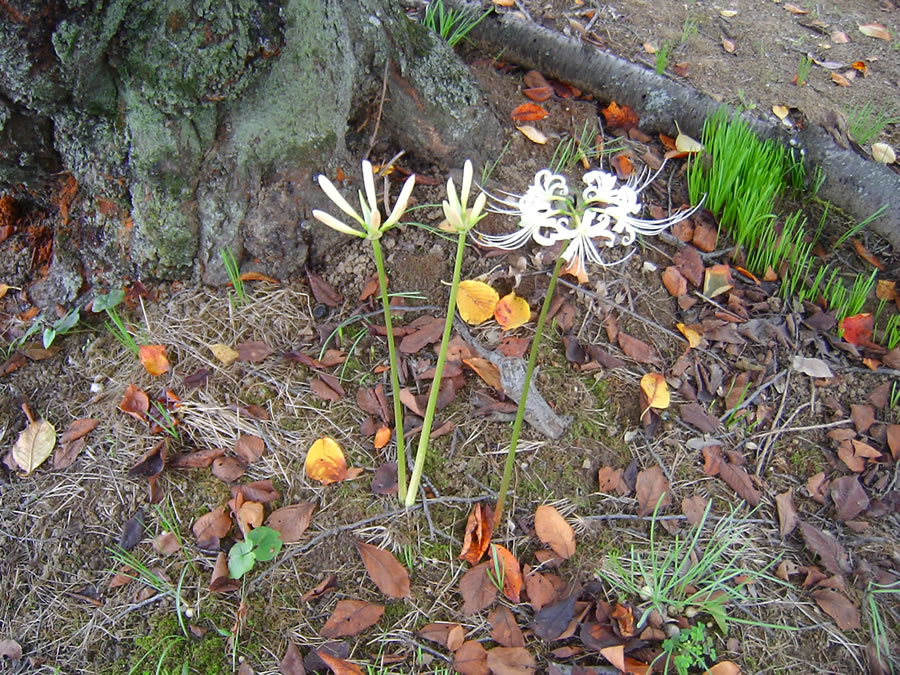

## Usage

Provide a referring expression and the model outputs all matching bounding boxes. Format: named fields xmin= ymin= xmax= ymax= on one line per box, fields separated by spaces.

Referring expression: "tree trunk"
xmin=0 ymin=0 xmax=501 ymax=306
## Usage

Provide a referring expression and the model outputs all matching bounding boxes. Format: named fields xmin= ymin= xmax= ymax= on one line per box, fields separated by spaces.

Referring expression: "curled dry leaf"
xmin=674 ymin=121 xmax=703 ymax=153
xmin=872 ymin=142 xmax=896 ymax=164
xmin=373 ymin=424 xmax=391 ymax=450
xmin=119 ymin=384 xmax=149 ymax=421
xmin=662 ymin=266 xmax=688 ymax=297
xmin=510 ymin=103 xmax=548 ymax=122
xmin=305 ymin=436 xmax=348 ymax=485
xmin=522 ymin=86 xmax=552 ymax=102
xmin=458 ymin=502 xmax=494 ymax=564
xmin=457 ymin=280 xmax=500 ymax=325
xmin=419 ymin=623 xmax=466 ymax=651
xmin=534 ymin=504 xmax=576 ymax=559
xmin=355 ymin=541 xmax=411 ymax=599
xmin=601 ymin=101 xmax=639 ymax=130
xmin=320 ymin=599 xmax=384 ymax=638
xmin=798 ymin=520 xmax=851 ymax=576
xmin=139 ymin=345 xmax=170 ymax=376
xmin=193 ymin=506 xmax=232 ymax=550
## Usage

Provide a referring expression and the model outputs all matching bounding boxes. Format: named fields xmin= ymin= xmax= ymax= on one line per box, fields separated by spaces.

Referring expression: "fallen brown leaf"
xmin=775 ymin=489 xmax=799 ymax=538
xmin=485 ymin=646 xmax=536 ymax=675
xmin=799 ymin=520 xmax=851 ymax=576
xmin=319 ymin=599 xmax=384 ymax=638
xmin=355 ymin=541 xmax=411 ymax=599
xmin=812 ymin=588 xmax=861 ymax=630
xmin=534 ymin=504 xmax=576 ymax=559
xmin=459 ymin=561 xmax=497 ymax=615
xmin=458 ymin=502 xmax=494 ymax=564
xmin=266 ymin=503 xmax=316 ymax=543
xmin=635 ymin=465 xmax=671 ymax=516
xmin=489 ymin=606 xmax=526 ymax=648
xmin=453 ymin=640 xmax=489 ymax=675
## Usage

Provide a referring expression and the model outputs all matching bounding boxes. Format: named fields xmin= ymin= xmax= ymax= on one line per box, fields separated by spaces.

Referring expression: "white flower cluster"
xmin=480 ymin=167 xmax=699 ymax=270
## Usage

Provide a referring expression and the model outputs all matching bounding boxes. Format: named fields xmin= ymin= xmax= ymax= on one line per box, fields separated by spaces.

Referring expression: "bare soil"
xmin=1 ymin=2 xmax=899 ymax=674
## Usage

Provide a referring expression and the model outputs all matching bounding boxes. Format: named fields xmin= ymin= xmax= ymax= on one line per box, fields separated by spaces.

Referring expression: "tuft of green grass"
xmin=655 ymin=41 xmax=672 ymax=75
xmin=220 ymin=246 xmax=245 ymax=305
xmin=594 ymin=497 xmax=792 ymax=633
xmin=422 ymin=0 xmax=492 ymax=48
xmin=795 ymin=55 xmax=812 ymax=86
xmin=833 ymin=203 xmax=889 ymax=249
xmin=846 ymin=101 xmax=900 ymax=145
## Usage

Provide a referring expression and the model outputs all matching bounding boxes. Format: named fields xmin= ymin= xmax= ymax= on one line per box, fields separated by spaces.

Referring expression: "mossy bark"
xmin=0 ymin=0 xmax=501 ymax=303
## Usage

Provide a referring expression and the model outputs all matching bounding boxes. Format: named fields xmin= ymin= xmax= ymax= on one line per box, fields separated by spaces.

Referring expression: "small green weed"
xmin=422 ymin=0 xmax=492 ymax=48
xmin=864 ymin=580 xmax=900 ymax=671
xmin=681 ymin=17 xmax=699 ymax=43
xmin=228 ymin=525 xmax=282 ymax=579
xmin=93 ymin=289 xmax=141 ymax=355
xmin=658 ymin=623 xmax=717 ymax=675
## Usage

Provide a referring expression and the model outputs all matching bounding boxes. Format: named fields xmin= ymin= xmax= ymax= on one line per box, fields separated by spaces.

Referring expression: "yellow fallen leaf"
xmin=831 ymin=71 xmax=852 ymax=87
xmin=0 ymin=283 xmax=17 ymax=299
xmin=674 ymin=121 xmax=703 ymax=154
xmin=719 ymin=9 xmax=738 ymax=17
xmin=676 ymin=322 xmax=703 ymax=348
xmin=872 ymin=143 xmax=896 ymax=164
xmin=516 ymin=125 xmax=548 ymax=144
xmin=772 ymin=105 xmax=789 ymax=120
xmin=641 ymin=373 xmax=670 ymax=410
xmin=722 ymin=37 xmax=736 ymax=53
xmin=456 ymin=280 xmax=499 ymax=325
xmin=12 ymin=413 xmax=56 ymax=476
xmin=210 ymin=343 xmax=240 ymax=366
xmin=643 ymin=42 xmax=657 ymax=54
xmin=305 ymin=436 xmax=348 ymax=485
xmin=494 ymin=292 xmax=531 ymax=330
xmin=139 ymin=345 xmax=170 ymax=376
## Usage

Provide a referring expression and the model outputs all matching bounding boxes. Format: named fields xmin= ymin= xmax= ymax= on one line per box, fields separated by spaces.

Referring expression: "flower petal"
xmin=460 ymin=159 xmax=474 ymax=212
xmin=361 ymin=160 xmax=379 ymax=218
xmin=312 ymin=210 xmax=365 ymax=237
xmin=383 ymin=173 xmax=416 ymax=229
xmin=318 ymin=175 xmax=362 ymax=223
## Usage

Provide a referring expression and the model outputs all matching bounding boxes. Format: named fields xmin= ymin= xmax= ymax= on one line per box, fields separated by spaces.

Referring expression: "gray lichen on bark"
xmin=0 ymin=0 xmax=501 ymax=300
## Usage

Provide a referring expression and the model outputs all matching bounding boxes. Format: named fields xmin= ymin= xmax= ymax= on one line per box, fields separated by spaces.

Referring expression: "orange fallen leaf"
xmin=850 ymin=60 xmax=868 ymax=76
xmin=522 ymin=86 xmax=553 ymax=102
xmin=355 ymin=541 xmax=412 ymax=599
xmin=373 ymin=425 xmax=391 ymax=449
xmin=463 ymin=357 xmax=502 ymax=391
xmin=139 ymin=345 xmax=170 ymax=376
xmin=676 ymin=322 xmax=703 ymax=348
xmin=490 ymin=544 xmax=523 ymax=603
xmin=610 ymin=152 xmax=634 ymax=178
xmin=852 ymin=239 xmax=883 ymax=269
xmin=494 ymin=292 xmax=531 ymax=330
xmin=839 ymin=313 xmax=874 ymax=346
xmin=305 ymin=436 xmax=348 ymax=485
xmin=510 ymin=103 xmax=548 ymax=122
xmin=661 ymin=266 xmax=687 ymax=297
xmin=831 ymin=71 xmax=852 ymax=87
xmin=239 ymin=271 xmax=279 ymax=283
xmin=600 ymin=101 xmax=639 ymax=130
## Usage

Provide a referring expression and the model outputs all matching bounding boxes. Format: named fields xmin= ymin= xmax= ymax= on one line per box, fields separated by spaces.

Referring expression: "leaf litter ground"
xmin=2 ymin=16 xmax=900 ymax=675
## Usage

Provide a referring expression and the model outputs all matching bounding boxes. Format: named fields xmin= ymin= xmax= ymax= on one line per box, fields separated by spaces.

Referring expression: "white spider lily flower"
xmin=312 ymin=159 xmax=416 ymax=240
xmin=477 ymin=165 xmax=701 ymax=274
xmin=478 ymin=169 xmax=571 ymax=248
xmin=442 ymin=159 xmax=488 ymax=233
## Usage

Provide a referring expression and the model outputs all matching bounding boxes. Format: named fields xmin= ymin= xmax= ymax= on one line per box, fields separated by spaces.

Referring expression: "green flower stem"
xmin=405 ymin=230 xmax=468 ymax=507
xmin=494 ymin=255 xmax=566 ymax=525
xmin=370 ymin=237 xmax=408 ymax=503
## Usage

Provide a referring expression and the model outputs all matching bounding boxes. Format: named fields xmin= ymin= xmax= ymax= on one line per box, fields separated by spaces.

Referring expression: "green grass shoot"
xmin=422 ymin=0 xmax=492 ymax=48
xmin=221 ymin=246 xmax=245 ymax=305
xmin=846 ymin=101 xmax=900 ymax=145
